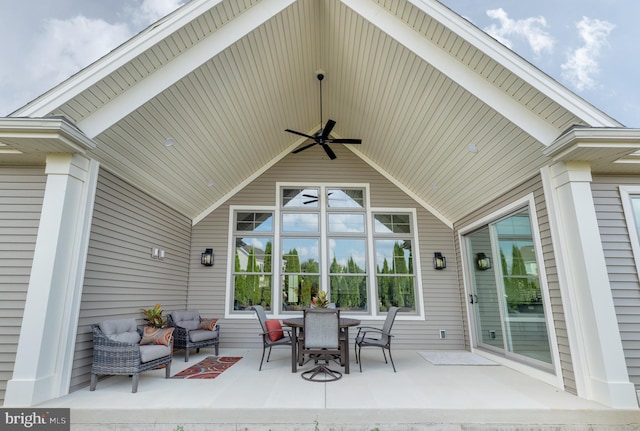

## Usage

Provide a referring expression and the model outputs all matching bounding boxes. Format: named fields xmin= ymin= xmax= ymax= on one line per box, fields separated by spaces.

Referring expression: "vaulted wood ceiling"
xmin=7 ymin=0 xmax=622 ymax=226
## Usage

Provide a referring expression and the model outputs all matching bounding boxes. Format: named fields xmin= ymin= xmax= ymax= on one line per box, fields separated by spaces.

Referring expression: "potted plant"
xmin=141 ymin=303 xmax=167 ymax=328
xmin=316 ymin=291 xmax=330 ymax=308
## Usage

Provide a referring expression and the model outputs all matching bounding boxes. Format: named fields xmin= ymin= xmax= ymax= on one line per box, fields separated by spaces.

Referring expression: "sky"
xmin=1 ymin=0 xmax=638 ymax=127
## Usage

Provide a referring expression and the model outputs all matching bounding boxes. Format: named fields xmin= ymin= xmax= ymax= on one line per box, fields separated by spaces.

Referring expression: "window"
xmin=373 ymin=214 xmax=416 ymax=312
xmin=229 ymin=185 xmax=419 ymax=315
xmin=231 ymin=212 xmax=274 ymax=311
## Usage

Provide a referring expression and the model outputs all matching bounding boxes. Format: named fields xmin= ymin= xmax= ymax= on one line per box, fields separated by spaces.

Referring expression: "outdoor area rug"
xmin=418 ymin=351 xmax=498 ymax=366
xmin=171 ymin=356 xmax=242 ymax=379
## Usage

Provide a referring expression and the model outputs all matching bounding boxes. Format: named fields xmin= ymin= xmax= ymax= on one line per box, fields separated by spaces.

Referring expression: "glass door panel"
xmin=467 ymin=227 xmax=504 ymax=350
xmin=466 ymin=209 xmax=553 ymax=367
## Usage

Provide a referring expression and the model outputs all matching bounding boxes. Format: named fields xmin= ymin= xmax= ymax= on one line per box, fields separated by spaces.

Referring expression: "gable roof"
xmin=6 ymin=0 xmax=629 ymax=226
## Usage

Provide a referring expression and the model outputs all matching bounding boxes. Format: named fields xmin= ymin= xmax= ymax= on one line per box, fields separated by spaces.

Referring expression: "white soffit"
xmin=342 ymin=0 xmax=560 ymax=146
xmin=76 ymin=0 xmax=295 ymax=138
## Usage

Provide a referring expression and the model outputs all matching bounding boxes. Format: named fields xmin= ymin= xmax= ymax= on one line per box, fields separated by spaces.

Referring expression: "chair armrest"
xmin=356 ymin=326 xmax=393 ymax=338
xmin=355 ymin=326 xmax=382 ymax=336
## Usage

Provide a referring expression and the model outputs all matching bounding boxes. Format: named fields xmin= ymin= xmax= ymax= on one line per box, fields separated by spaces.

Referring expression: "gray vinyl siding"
xmin=70 ymin=169 xmax=192 ymax=392
xmin=190 ymin=148 xmax=462 ymax=351
xmin=592 ymin=176 xmax=640 ymax=389
xmin=0 ymin=166 xmax=46 ymax=405
xmin=453 ymin=174 xmax=577 ymax=395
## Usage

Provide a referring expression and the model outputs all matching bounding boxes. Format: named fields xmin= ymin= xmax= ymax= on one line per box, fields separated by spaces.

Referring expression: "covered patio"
xmin=3 ymin=0 xmax=640 ymax=416
xmin=38 ymin=348 xmax=637 ymax=430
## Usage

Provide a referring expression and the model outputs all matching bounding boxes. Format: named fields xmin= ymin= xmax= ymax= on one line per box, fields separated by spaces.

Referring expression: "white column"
xmin=543 ymin=161 xmax=637 ymax=408
xmin=4 ymin=153 xmax=99 ymax=406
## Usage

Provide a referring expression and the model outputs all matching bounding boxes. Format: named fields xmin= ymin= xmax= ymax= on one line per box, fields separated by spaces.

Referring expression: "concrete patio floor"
xmin=38 ymin=348 xmax=640 ymax=430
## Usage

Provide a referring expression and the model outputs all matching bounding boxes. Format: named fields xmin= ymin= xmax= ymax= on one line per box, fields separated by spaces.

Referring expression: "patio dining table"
xmin=282 ymin=316 xmax=361 ymax=374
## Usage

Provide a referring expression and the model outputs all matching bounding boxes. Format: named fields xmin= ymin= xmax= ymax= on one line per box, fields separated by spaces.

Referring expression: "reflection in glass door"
xmin=466 ymin=208 xmax=553 ymax=368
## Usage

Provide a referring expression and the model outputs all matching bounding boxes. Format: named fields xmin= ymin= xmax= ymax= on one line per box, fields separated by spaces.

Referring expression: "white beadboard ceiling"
xmin=6 ymin=0 xmax=629 ymax=225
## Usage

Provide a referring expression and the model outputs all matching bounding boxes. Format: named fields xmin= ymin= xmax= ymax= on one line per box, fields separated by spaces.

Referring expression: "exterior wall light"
xmin=201 ymin=248 xmax=214 ymax=266
xmin=433 ymin=252 xmax=446 ymax=270
xmin=476 ymin=253 xmax=491 ymax=271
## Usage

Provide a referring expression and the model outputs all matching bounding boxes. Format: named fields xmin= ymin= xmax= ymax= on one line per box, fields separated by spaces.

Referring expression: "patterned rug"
xmin=171 ymin=356 xmax=242 ymax=379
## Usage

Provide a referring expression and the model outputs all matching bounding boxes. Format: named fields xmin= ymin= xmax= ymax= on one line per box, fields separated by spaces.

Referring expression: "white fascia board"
xmin=543 ymin=127 xmax=640 ymax=161
xmin=77 ymin=0 xmax=295 ymax=138
xmin=0 ymin=117 xmax=96 ymax=152
xmin=342 ymin=0 xmax=560 ymax=146
xmin=13 ymin=0 xmax=224 ymax=119
xmin=403 ymin=0 xmax=621 ymax=128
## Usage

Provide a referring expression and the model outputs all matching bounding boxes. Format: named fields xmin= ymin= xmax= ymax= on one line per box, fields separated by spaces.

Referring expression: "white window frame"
xmin=225 ymin=183 xmax=424 ymax=320
xmin=619 ymin=185 xmax=640 ymax=278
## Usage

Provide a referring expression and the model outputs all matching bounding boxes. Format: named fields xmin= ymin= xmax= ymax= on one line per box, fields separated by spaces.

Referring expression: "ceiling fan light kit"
xmin=285 ymin=72 xmax=362 ymax=160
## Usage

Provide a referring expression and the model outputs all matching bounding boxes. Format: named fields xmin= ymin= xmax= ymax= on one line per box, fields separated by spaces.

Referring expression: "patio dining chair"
xmin=354 ymin=306 xmax=399 ymax=372
xmin=250 ymin=305 xmax=293 ymax=370
xmin=300 ymin=308 xmax=343 ymax=382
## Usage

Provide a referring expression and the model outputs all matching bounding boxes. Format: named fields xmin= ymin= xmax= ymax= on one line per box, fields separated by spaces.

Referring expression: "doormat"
xmin=171 ymin=356 xmax=242 ymax=379
xmin=418 ymin=351 xmax=498 ymax=366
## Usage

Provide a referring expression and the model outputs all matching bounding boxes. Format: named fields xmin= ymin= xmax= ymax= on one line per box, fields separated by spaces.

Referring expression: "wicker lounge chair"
xmin=90 ymin=318 xmax=173 ymax=393
xmin=168 ymin=310 xmax=220 ymax=362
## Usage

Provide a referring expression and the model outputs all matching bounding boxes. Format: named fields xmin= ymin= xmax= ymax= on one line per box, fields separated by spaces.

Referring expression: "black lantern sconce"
xmin=433 ymin=252 xmax=446 ymax=270
xmin=201 ymin=248 xmax=214 ymax=266
xmin=476 ymin=253 xmax=491 ymax=271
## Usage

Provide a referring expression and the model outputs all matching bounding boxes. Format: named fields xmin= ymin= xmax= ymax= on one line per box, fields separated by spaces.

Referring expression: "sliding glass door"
xmin=466 ymin=208 xmax=553 ymax=369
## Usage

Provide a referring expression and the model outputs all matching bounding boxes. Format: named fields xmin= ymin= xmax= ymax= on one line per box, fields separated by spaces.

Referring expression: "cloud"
xmin=484 ymin=8 xmax=554 ymax=58
xmin=130 ymin=0 xmax=186 ymax=28
xmin=561 ymin=17 xmax=615 ymax=91
xmin=3 ymin=0 xmax=185 ymax=115
xmin=27 ymin=16 xmax=132 ymax=85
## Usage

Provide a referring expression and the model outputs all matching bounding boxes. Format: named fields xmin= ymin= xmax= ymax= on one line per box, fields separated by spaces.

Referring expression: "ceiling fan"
xmin=285 ymin=72 xmax=362 ymax=160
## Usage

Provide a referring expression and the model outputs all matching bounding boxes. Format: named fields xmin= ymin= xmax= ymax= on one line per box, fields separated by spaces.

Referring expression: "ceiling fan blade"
xmin=321 ymin=119 xmax=336 ymax=140
xmin=322 ymin=144 xmax=337 ymax=160
xmin=292 ymin=142 xmax=318 ymax=154
xmin=329 ymin=138 xmax=362 ymax=144
xmin=285 ymin=129 xmax=316 ymax=140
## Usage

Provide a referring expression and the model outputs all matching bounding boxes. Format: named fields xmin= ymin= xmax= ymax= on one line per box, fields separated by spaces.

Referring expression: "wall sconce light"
xmin=433 ymin=252 xmax=446 ymax=270
xmin=201 ymin=248 xmax=214 ymax=266
xmin=476 ymin=253 xmax=492 ymax=271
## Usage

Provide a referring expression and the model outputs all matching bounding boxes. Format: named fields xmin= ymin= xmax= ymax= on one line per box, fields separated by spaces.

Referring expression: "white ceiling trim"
xmin=14 ymin=0 xmax=223 ymax=118
xmin=78 ymin=0 xmax=296 ymax=138
xmin=406 ymin=0 xmax=621 ymax=128
xmin=347 ymin=145 xmax=453 ymax=229
xmin=342 ymin=0 xmax=560 ymax=146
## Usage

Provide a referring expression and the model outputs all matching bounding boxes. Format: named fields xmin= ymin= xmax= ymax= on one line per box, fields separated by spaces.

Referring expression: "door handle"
xmin=469 ymin=294 xmax=478 ymax=304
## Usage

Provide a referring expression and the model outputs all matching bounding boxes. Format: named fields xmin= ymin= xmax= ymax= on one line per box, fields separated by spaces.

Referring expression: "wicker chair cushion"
xmin=170 ymin=310 xmax=201 ymax=330
xmin=198 ymin=318 xmax=218 ymax=330
xmin=140 ymin=327 xmax=174 ymax=346
xmin=99 ymin=318 xmax=141 ymax=344
xmin=189 ymin=329 xmax=219 ymax=342
xmin=139 ymin=344 xmax=172 ymax=363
